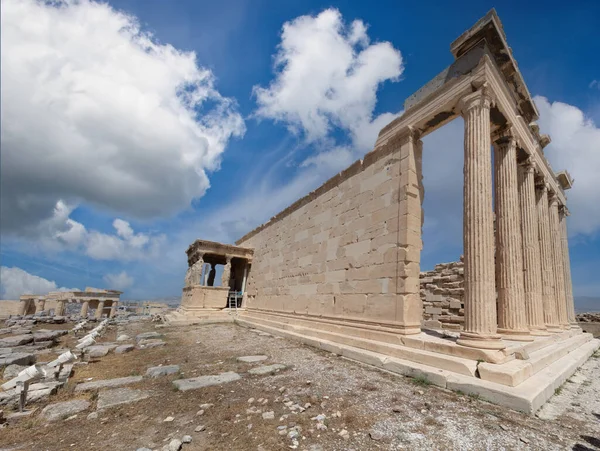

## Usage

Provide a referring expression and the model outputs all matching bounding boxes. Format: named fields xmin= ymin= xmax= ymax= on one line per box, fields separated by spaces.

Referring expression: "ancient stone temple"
xmin=172 ymin=10 xmax=599 ymax=412
xmin=18 ymin=288 xmax=122 ymax=319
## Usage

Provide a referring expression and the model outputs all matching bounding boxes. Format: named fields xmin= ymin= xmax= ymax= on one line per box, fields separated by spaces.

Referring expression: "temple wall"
xmin=420 ymin=259 xmax=465 ymax=330
xmin=181 ymin=286 xmax=229 ymax=311
xmin=237 ymin=132 xmax=423 ymax=328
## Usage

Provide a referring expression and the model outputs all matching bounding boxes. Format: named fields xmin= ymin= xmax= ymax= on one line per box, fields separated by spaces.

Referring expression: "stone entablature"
xmin=186 ymin=239 xmax=253 ymax=267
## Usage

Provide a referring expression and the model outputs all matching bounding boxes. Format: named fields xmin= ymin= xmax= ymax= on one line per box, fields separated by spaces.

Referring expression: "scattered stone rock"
xmin=182 ymin=435 xmax=192 ymax=443
xmin=136 ymin=332 xmax=162 ymax=341
xmin=392 ymin=406 xmax=402 ymax=413
xmin=41 ymin=400 xmax=91 ymax=422
xmin=370 ymin=430 xmax=384 ymax=441
xmin=248 ymin=364 xmax=286 ymax=375
xmin=173 ymin=372 xmax=241 ymax=391
xmin=0 ymin=352 xmax=36 ymax=368
xmin=87 ymin=412 xmax=98 ymax=420
xmin=520 ymin=437 xmax=531 ymax=444
xmin=164 ymin=416 xmax=175 ymax=422
xmin=0 ymin=335 xmax=34 ymax=348
xmin=86 ymin=346 xmax=112 ymax=358
xmin=32 ymin=330 xmax=67 ymax=343
xmin=116 ymin=334 xmax=130 ymax=342
xmin=96 ymin=388 xmax=151 ymax=410
xmin=163 ymin=439 xmax=182 ymax=451
xmin=262 ymin=411 xmax=275 ymax=420
xmin=146 ymin=365 xmax=180 ymax=378
xmin=3 ymin=364 xmax=26 ymax=379
xmin=115 ymin=344 xmax=134 ymax=354
xmin=199 ymin=403 xmax=213 ymax=409
xmin=237 ymin=355 xmax=268 ymax=363
xmin=194 ymin=425 xmax=206 ymax=432
xmin=137 ymin=339 xmax=166 ymax=349
xmin=75 ymin=376 xmax=143 ymax=392
xmin=339 ymin=429 xmax=349 ymax=439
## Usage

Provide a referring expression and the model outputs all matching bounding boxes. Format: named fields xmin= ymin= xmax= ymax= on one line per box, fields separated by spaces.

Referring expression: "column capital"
xmin=492 ymin=125 xmax=519 ymax=148
xmin=559 ymin=205 xmax=570 ymax=217
xmin=548 ymin=190 xmax=559 ymax=206
xmin=519 ymin=157 xmax=537 ymax=174
xmin=458 ymin=85 xmax=495 ymax=115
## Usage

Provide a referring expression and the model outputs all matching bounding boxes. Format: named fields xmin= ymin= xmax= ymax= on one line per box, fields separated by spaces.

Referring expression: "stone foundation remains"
xmin=420 ymin=259 xmax=464 ymax=330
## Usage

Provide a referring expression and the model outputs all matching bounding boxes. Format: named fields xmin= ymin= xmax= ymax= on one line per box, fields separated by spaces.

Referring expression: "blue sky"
xmin=1 ymin=0 xmax=599 ymax=310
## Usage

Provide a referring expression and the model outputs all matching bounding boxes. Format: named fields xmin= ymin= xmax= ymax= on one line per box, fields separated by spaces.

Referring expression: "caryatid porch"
xmin=180 ymin=240 xmax=253 ymax=316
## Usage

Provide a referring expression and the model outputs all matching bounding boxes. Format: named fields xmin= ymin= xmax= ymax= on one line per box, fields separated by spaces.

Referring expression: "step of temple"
xmin=477 ymin=332 xmax=594 ymax=386
xmin=235 ymin=313 xmax=599 ymax=413
xmin=237 ymin=314 xmax=479 ymax=377
xmin=240 ymin=310 xmax=509 ymax=364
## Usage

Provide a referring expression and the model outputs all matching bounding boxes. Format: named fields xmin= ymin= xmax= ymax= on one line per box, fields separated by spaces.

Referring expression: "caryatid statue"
xmin=184 ymin=254 xmax=204 ymax=287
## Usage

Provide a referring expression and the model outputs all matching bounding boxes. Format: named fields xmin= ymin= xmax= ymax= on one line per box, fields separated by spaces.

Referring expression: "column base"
xmin=497 ymin=328 xmax=535 ymax=342
xmin=569 ymin=323 xmax=581 ymax=330
xmin=529 ymin=328 xmax=551 ymax=337
xmin=545 ymin=325 xmax=563 ymax=333
xmin=457 ymin=332 xmax=506 ymax=350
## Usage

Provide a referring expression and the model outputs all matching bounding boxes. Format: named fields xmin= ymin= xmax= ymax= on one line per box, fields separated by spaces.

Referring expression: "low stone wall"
xmin=0 ymin=300 xmax=21 ymax=318
xmin=420 ymin=258 xmax=465 ymax=330
xmin=181 ymin=286 xmax=229 ymax=312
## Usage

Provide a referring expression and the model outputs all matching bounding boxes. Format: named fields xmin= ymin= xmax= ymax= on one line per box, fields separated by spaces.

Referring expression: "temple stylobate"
xmin=18 ymin=288 xmax=122 ymax=319
xmin=171 ymin=9 xmax=599 ymax=413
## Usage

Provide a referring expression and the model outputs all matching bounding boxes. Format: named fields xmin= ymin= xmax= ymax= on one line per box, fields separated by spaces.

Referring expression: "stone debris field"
xmin=1 ymin=316 xmax=599 ymax=450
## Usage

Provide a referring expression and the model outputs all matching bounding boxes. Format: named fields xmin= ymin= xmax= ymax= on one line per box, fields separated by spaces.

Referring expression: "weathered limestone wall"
xmin=181 ymin=286 xmax=229 ymax=311
xmin=237 ymin=131 xmax=423 ymax=331
xmin=0 ymin=300 xmax=21 ymax=318
xmin=420 ymin=259 xmax=465 ymax=330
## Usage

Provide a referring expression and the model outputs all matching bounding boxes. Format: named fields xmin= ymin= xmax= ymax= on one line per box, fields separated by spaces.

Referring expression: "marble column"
xmin=109 ymin=301 xmax=118 ymax=318
xmin=38 ymin=298 xmax=46 ymax=313
xmin=456 ymin=88 xmax=505 ymax=350
xmin=493 ymin=131 xmax=531 ymax=340
xmin=95 ymin=300 xmax=105 ymax=319
xmin=80 ymin=300 xmax=89 ymax=318
xmin=18 ymin=300 xmax=27 ymax=316
xmin=55 ymin=300 xmax=66 ymax=316
xmin=536 ymin=184 xmax=560 ymax=330
xmin=549 ymin=193 xmax=569 ymax=328
xmin=559 ymin=207 xmax=577 ymax=326
xmin=517 ymin=161 xmax=548 ymax=335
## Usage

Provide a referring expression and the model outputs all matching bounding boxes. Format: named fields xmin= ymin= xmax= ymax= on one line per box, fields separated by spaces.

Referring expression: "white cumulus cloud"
xmin=0 ymin=0 xmax=245 ymax=235
xmin=535 ymin=96 xmax=600 ymax=237
xmin=28 ymin=200 xmax=165 ymax=261
xmin=253 ymin=8 xmax=403 ymax=171
xmin=103 ymin=271 xmax=134 ymax=291
xmin=0 ymin=266 xmax=78 ymax=299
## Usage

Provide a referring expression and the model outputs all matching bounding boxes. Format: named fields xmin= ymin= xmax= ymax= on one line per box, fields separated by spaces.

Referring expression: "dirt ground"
xmin=1 ymin=320 xmax=599 ymax=451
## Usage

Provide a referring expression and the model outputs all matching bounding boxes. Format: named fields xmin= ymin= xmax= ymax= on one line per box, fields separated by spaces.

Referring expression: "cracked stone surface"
xmin=75 ymin=376 xmax=143 ymax=392
xmin=96 ymin=388 xmax=151 ymax=410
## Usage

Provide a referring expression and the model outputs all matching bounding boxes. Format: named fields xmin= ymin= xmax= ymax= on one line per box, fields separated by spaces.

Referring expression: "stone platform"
xmin=164 ymin=309 xmax=238 ymax=326
xmin=235 ymin=310 xmax=599 ymax=413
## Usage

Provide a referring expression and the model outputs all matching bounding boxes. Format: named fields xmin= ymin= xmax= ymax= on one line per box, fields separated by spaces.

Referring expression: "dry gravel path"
xmin=0 ymin=321 xmax=599 ymax=450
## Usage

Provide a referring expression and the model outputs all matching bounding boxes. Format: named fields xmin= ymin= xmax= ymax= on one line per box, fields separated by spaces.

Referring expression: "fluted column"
xmin=456 ymin=88 xmax=505 ymax=350
xmin=549 ymin=193 xmax=569 ymax=328
xmin=95 ymin=300 xmax=105 ymax=319
xmin=559 ymin=207 xmax=577 ymax=326
xmin=536 ymin=183 xmax=560 ymax=330
xmin=517 ymin=160 xmax=547 ymax=335
xmin=493 ymin=130 xmax=531 ymax=341
xmin=80 ymin=300 xmax=89 ymax=318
